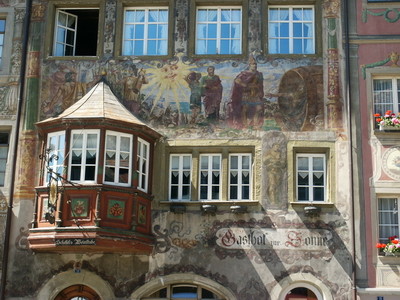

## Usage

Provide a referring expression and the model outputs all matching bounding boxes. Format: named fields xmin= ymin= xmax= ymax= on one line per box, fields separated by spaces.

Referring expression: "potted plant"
xmin=376 ymin=235 xmax=400 ymax=256
xmin=374 ymin=110 xmax=400 ymax=131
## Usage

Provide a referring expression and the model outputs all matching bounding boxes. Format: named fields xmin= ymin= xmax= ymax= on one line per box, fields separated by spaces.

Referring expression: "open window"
xmin=53 ymin=8 xmax=99 ymax=56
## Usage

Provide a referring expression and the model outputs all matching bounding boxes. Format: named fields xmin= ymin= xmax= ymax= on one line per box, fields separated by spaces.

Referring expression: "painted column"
xmin=15 ymin=4 xmax=45 ymax=200
xmin=325 ymin=0 xmax=343 ymax=130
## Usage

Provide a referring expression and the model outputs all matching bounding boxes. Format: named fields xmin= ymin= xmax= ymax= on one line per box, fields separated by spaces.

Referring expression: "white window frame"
xmin=229 ymin=153 xmax=251 ymax=201
xmin=296 ymin=153 xmax=326 ymax=202
xmin=103 ymin=131 xmax=133 ymax=186
xmin=68 ymin=129 xmax=100 ymax=183
xmin=372 ymin=76 xmax=400 ymax=115
xmin=195 ymin=6 xmax=242 ymax=55
xmin=0 ymin=132 xmax=9 ymax=187
xmin=199 ymin=154 xmax=221 ymax=201
xmin=378 ymin=197 xmax=400 ymax=243
xmin=0 ymin=9 xmax=14 ymax=74
xmin=54 ymin=9 xmax=78 ymax=56
xmin=0 ymin=18 xmax=5 ymax=67
xmin=169 ymin=154 xmax=192 ymax=201
xmin=45 ymin=131 xmax=66 ymax=184
xmin=137 ymin=138 xmax=150 ymax=192
xmin=268 ymin=5 xmax=315 ymax=55
xmin=122 ymin=7 xmax=169 ymax=56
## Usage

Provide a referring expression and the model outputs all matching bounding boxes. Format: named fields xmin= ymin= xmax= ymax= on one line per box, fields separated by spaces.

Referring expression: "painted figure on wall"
xmin=44 ymin=65 xmax=78 ymax=115
xmin=200 ymin=66 xmax=223 ymax=121
xmin=123 ymin=68 xmax=148 ymax=114
xmin=185 ymin=71 xmax=203 ymax=123
xmin=264 ymin=143 xmax=286 ymax=205
xmin=229 ymin=55 xmax=264 ymax=128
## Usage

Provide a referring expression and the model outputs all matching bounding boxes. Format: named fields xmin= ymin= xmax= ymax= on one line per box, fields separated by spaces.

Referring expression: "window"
xmin=268 ymin=6 xmax=315 ymax=54
xmin=0 ymin=19 xmax=5 ymax=66
xmin=169 ymin=154 xmax=192 ymax=201
xmin=68 ymin=130 xmax=100 ymax=182
xmin=199 ymin=154 xmax=221 ymax=200
xmin=195 ymin=6 xmax=242 ymax=55
xmin=123 ymin=7 xmax=168 ymax=56
xmin=53 ymin=8 xmax=99 ymax=56
xmin=229 ymin=154 xmax=251 ymax=200
xmin=46 ymin=131 xmax=65 ymax=183
xmin=142 ymin=284 xmax=227 ymax=299
xmin=296 ymin=153 xmax=326 ymax=202
xmin=54 ymin=284 xmax=100 ymax=300
xmin=0 ymin=132 xmax=9 ymax=187
xmin=378 ymin=197 xmax=399 ymax=243
xmin=168 ymin=151 xmax=253 ymax=201
xmin=373 ymin=77 xmax=400 ymax=115
xmin=137 ymin=138 xmax=150 ymax=192
xmin=104 ymin=131 xmax=132 ymax=186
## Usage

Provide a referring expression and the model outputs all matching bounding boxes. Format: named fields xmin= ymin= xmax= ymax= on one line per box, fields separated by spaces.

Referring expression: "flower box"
xmin=376 ymin=236 xmax=400 ymax=256
xmin=379 ymin=125 xmax=400 ymax=131
xmin=374 ymin=111 xmax=400 ymax=131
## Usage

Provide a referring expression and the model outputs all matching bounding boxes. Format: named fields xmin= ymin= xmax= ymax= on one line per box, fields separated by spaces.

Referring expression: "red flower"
xmin=376 ymin=243 xmax=386 ymax=249
xmin=374 ymin=113 xmax=380 ymax=117
xmin=392 ymin=239 xmax=399 ymax=244
xmin=376 ymin=118 xmax=382 ymax=122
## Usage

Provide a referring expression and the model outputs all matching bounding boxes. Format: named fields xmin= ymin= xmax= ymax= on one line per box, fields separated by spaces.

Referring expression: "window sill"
xmin=190 ymin=53 xmax=246 ymax=60
xmin=290 ymin=202 xmax=334 ymax=217
xmin=45 ymin=55 xmax=101 ymax=61
xmin=290 ymin=201 xmax=334 ymax=207
xmin=160 ymin=200 xmax=259 ymax=214
xmin=160 ymin=200 xmax=259 ymax=205
xmin=374 ymin=127 xmax=400 ymax=133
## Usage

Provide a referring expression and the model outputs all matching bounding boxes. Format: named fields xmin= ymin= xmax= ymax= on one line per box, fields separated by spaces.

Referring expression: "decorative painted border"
xmin=362 ymin=8 xmax=400 ymax=23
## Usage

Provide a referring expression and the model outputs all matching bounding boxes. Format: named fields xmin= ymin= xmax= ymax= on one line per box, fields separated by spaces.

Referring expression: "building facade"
xmin=348 ymin=0 xmax=400 ymax=299
xmin=0 ymin=0 xmax=362 ymax=299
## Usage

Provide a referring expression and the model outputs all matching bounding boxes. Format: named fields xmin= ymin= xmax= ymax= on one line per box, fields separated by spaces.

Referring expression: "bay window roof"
xmin=36 ymin=79 xmax=161 ymax=139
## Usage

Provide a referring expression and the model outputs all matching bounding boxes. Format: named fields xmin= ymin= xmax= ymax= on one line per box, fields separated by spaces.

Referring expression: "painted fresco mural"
xmin=39 ymin=54 xmax=324 ymax=137
xmin=0 ymin=0 xmax=355 ymax=299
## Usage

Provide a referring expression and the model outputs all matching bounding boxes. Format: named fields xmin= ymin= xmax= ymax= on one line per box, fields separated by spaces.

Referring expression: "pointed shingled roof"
xmin=38 ymin=80 xmax=146 ymax=125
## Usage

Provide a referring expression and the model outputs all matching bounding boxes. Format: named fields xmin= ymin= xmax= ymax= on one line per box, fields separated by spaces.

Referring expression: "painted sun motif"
xmin=142 ymin=55 xmax=195 ymax=113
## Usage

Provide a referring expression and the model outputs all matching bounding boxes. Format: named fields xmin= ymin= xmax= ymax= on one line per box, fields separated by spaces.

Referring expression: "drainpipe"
xmin=0 ymin=0 xmax=33 ymax=299
xmin=343 ymin=0 xmax=358 ymax=299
